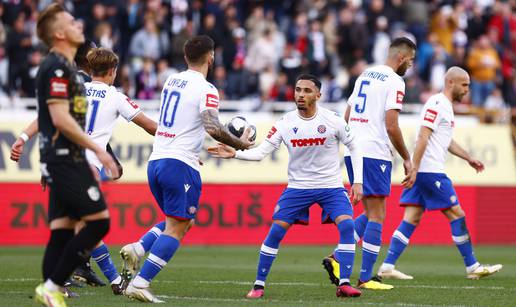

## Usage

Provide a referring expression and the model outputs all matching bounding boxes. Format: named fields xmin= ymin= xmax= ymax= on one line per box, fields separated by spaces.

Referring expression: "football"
xmin=226 ymin=116 xmax=257 ymax=142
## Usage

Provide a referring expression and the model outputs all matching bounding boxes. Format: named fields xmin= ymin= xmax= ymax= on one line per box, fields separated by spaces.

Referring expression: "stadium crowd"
xmin=0 ymin=0 xmax=514 ymax=118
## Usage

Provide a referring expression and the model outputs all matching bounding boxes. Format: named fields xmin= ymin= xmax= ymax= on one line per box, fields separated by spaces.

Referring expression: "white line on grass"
xmin=157 ymin=294 xmax=469 ymax=307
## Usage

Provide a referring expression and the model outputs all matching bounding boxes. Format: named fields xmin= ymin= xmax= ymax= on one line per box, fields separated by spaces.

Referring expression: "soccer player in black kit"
xmin=33 ymin=4 xmax=119 ymax=307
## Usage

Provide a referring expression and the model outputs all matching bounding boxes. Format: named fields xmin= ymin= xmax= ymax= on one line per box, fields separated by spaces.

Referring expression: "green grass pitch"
xmin=1 ymin=245 xmax=514 ymax=306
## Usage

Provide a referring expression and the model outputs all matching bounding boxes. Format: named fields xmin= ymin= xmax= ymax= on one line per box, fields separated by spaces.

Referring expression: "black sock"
xmin=42 ymin=229 xmax=74 ymax=280
xmin=253 ymin=285 xmax=264 ymax=290
xmin=50 ymin=219 xmax=110 ymax=286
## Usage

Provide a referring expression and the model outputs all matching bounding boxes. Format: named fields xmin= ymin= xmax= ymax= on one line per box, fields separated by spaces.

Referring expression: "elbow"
xmin=386 ymin=125 xmax=398 ymax=136
xmin=51 ymin=117 xmax=65 ymax=131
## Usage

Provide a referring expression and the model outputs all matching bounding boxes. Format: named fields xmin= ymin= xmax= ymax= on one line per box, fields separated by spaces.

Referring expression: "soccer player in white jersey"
xmin=376 ymin=67 xmax=502 ymax=280
xmin=84 ymin=47 xmax=156 ymax=180
xmin=322 ymin=37 xmax=416 ymax=290
xmin=209 ymin=74 xmax=365 ymax=299
xmin=123 ymin=35 xmax=254 ymax=303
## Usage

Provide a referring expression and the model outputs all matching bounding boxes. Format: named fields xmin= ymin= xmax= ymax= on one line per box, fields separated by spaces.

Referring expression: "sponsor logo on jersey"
xmin=396 ymin=91 xmax=404 ymax=104
xmin=290 ymin=137 xmax=326 ymax=147
xmin=380 ymin=164 xmax=387 ymax=172
xmin=292 ymin=127 xmax=298 ymax=134
xmin=350 ymin=117 xmax=369 ymax=123
xmin=73 ymin=96 xmax=87 ymax=114
xmin=317 ymin=125 xmax=326 ymax=134
xmin=267 ymin=126 xmax=277 ymax=139
xmin=184 ymin=184 xmax=191 ymax=192
xmin=50 ymin=77 xmax=68 ymax=97
xmin=435 ymin=181 xmax=441 ymax=189
xmin=156 ymin=131 xmax=176 ymax=138
xmin=424 ymin=109 xmax=438 ymax=123
xmin=205 ymin=93 xmax=219 ymax=108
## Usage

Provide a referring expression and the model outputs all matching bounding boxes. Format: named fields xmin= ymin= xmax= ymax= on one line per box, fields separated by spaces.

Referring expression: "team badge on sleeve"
xmin=205 ymin=93 xmax=219 ymax=108
xmin=424 ymin=109 xmax=438 ymax=123
xmin=126 ymin=97 xmax=139 ymax=109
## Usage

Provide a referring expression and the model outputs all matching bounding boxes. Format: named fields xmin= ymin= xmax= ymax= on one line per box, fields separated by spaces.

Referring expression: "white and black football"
xmin=226 ymin=116 xmax=257 ymax=142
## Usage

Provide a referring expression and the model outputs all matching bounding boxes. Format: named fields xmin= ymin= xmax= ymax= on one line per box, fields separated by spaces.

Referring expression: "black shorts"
xmin=44 ymin=161 xmax=107 ymax=222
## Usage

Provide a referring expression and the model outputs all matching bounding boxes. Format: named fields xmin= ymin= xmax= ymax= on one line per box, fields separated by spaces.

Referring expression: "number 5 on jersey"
xmin=355 ymin=80 xmax=370 ymax=114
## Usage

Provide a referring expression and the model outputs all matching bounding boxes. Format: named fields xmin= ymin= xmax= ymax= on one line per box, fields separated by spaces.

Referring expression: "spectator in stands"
xmin=307 ymin=19 xmax=328 ymax=77
xmin=269 ymin=72 xmax=294 ymax=102
xmin=135 ymin=57 xmax=157 ymax=99
xmin=430 ymin=5 xmax=458 ymax=55
xmin=466 ymin=35 xmax=501 ymax=107
xmin=129 ymin=12 xmax=164 ymax=61
xmin=6 ymin=12 xmax=32 ymax=97
xmin=336 ymin=6 xmax=368 ymax=68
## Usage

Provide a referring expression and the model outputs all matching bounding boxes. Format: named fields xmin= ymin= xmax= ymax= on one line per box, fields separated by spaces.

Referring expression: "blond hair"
xmin=86 ymin=47 xmax=119 ymax=77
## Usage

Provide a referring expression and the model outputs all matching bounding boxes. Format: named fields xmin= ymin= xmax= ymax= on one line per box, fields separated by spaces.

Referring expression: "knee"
xmin=337 ymin=218 xmax=354 ymax=233
xmin=86 ymin=218 xmax=110 ymax=238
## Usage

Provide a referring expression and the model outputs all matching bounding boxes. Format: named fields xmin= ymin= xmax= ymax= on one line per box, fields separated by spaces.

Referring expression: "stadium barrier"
xmin=1 ymin=183 xmax=515 ymax=245
xmin=1 ymin=112 xmax=514 ymax=245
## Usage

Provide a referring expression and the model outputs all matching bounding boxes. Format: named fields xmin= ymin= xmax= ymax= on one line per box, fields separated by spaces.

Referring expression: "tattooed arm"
xmin=201 ymin=109 xmax=254 ymax=150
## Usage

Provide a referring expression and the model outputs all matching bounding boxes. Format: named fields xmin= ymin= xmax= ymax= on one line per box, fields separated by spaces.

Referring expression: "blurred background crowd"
xmin=0 ymin=0 xmax=514 ymax=122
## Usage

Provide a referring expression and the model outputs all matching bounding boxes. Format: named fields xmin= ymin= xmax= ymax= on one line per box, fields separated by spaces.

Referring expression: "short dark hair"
xmin=296 ymin=74 xmax=321 ymax=90
xmin=75 ymin=39 xmax=97 ymax=71
xmin=184 ymin=35 xmax=214 ymax=65
xmin=36 ymin=3 xmax=66 ymax=47
xmin=389 ymin=36 xmax=417 ymax=51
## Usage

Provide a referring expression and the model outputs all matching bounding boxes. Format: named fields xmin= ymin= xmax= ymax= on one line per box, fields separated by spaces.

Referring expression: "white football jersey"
xmin=346 ymin=64 xmax=405 ymax=161
xmin=265 ymin=107 xmax=358 ymax=189
xmin=149 ymin=69 xmax=220 ymax=170
xmin=417 ymin=93 xmax=455 ymax=173
xmin=84 ymin=81 xmax=141 ymax=169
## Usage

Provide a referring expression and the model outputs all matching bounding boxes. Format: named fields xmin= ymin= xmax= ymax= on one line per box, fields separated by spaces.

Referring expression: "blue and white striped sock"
xmin=91 ymin=244 xmax=120 ymax=283
xmin=336 ymin=219 xmax=355 ymax=285
xmin=139 ymin=222 xmax=166 ymax=253
xmin=255 ymin=223 xmax=287 ymax=286
xmin=134 ymin=234 xmax=179 ymax=287
xmin=450 ymin=217 xmax=479 ymax=271
xmin=383 ymin=221 xmax=416 ymax=268
xmin=360 ymin=221 xmax=382 ymax=282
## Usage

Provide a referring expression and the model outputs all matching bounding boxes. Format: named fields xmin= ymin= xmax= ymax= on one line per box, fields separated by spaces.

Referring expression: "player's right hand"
xmin=239 ymin=127 xmax=256 ymax=150
xmin=402 ymin=159 xmax=412 ymax=176
xmin=350 ymin=183 xmax=363 ymax=205
xmin=402 ymin=167 xmax=417 ymax=189
xmin=207 ymin=143 xmax=236 ymax=159
xmin=10 ymin=138 xmax=25 ymax=162
xmin=95 ymin=150 xmax=120 ymax=180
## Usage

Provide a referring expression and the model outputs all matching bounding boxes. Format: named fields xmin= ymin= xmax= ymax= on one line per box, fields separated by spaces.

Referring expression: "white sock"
xmin=379 ymin=263 xmax=395 ymax=272
xmin=466 ymin=262 xmax=481 ymax=273
xmin=44 ymin=279 xmax=60 ymax=292
xmin=132 ymin=275 xmax=150 ymax=288
xmin=110 ymin=275 xmax=122 ymax=285
xmin=134 ymin=242 xmax=145 ymax=258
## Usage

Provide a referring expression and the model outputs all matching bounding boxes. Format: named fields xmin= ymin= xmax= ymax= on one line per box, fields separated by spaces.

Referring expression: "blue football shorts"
xmin=345 ymin=156 xmax=392 ymax=197
xmin=273 ymin=188 xmax=353 ymax=225
xmin=400 ymin=172 xmax=459 ymax=211
xmin=147 ymin=158 xmax=202 ymax=220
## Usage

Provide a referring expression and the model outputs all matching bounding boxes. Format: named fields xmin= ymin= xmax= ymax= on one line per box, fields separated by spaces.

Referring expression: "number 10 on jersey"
xmin=159 ymin=89 xmax=181 ymax=127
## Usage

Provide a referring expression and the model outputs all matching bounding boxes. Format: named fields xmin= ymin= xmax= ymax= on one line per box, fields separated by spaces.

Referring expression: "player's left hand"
xmin=350 ymin=183 xmax=363 ymax=205
xmin=10 ymin=138 xmax=25 ymax=162
xmin=468 ymin=158 xmax=484 ymax=173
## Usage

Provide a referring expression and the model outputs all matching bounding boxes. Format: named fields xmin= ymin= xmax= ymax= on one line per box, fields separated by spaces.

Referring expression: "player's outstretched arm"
xmin=10 ymin=118 xmax=38 ymax=162
xmin=132 ymin=112 xmax=157 ymax=136
xmin=402 ymin=126 xmax=432 ymax=188
xmin=386 ymin=109 xmax=412 ymax=174
xmin=448 ymin=139 xmax=484 ymax=173
xmin=48 ymin=101 xmax=119 ymax=178
xmin=208 ymin=141 xmax=276 ymax=161
xmin=201 ymin=109 xmax=254 ymax=150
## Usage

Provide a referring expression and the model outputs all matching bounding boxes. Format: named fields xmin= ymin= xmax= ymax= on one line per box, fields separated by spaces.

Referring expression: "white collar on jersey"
xmin=297 ymin=108 xmax=318 ymax=121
